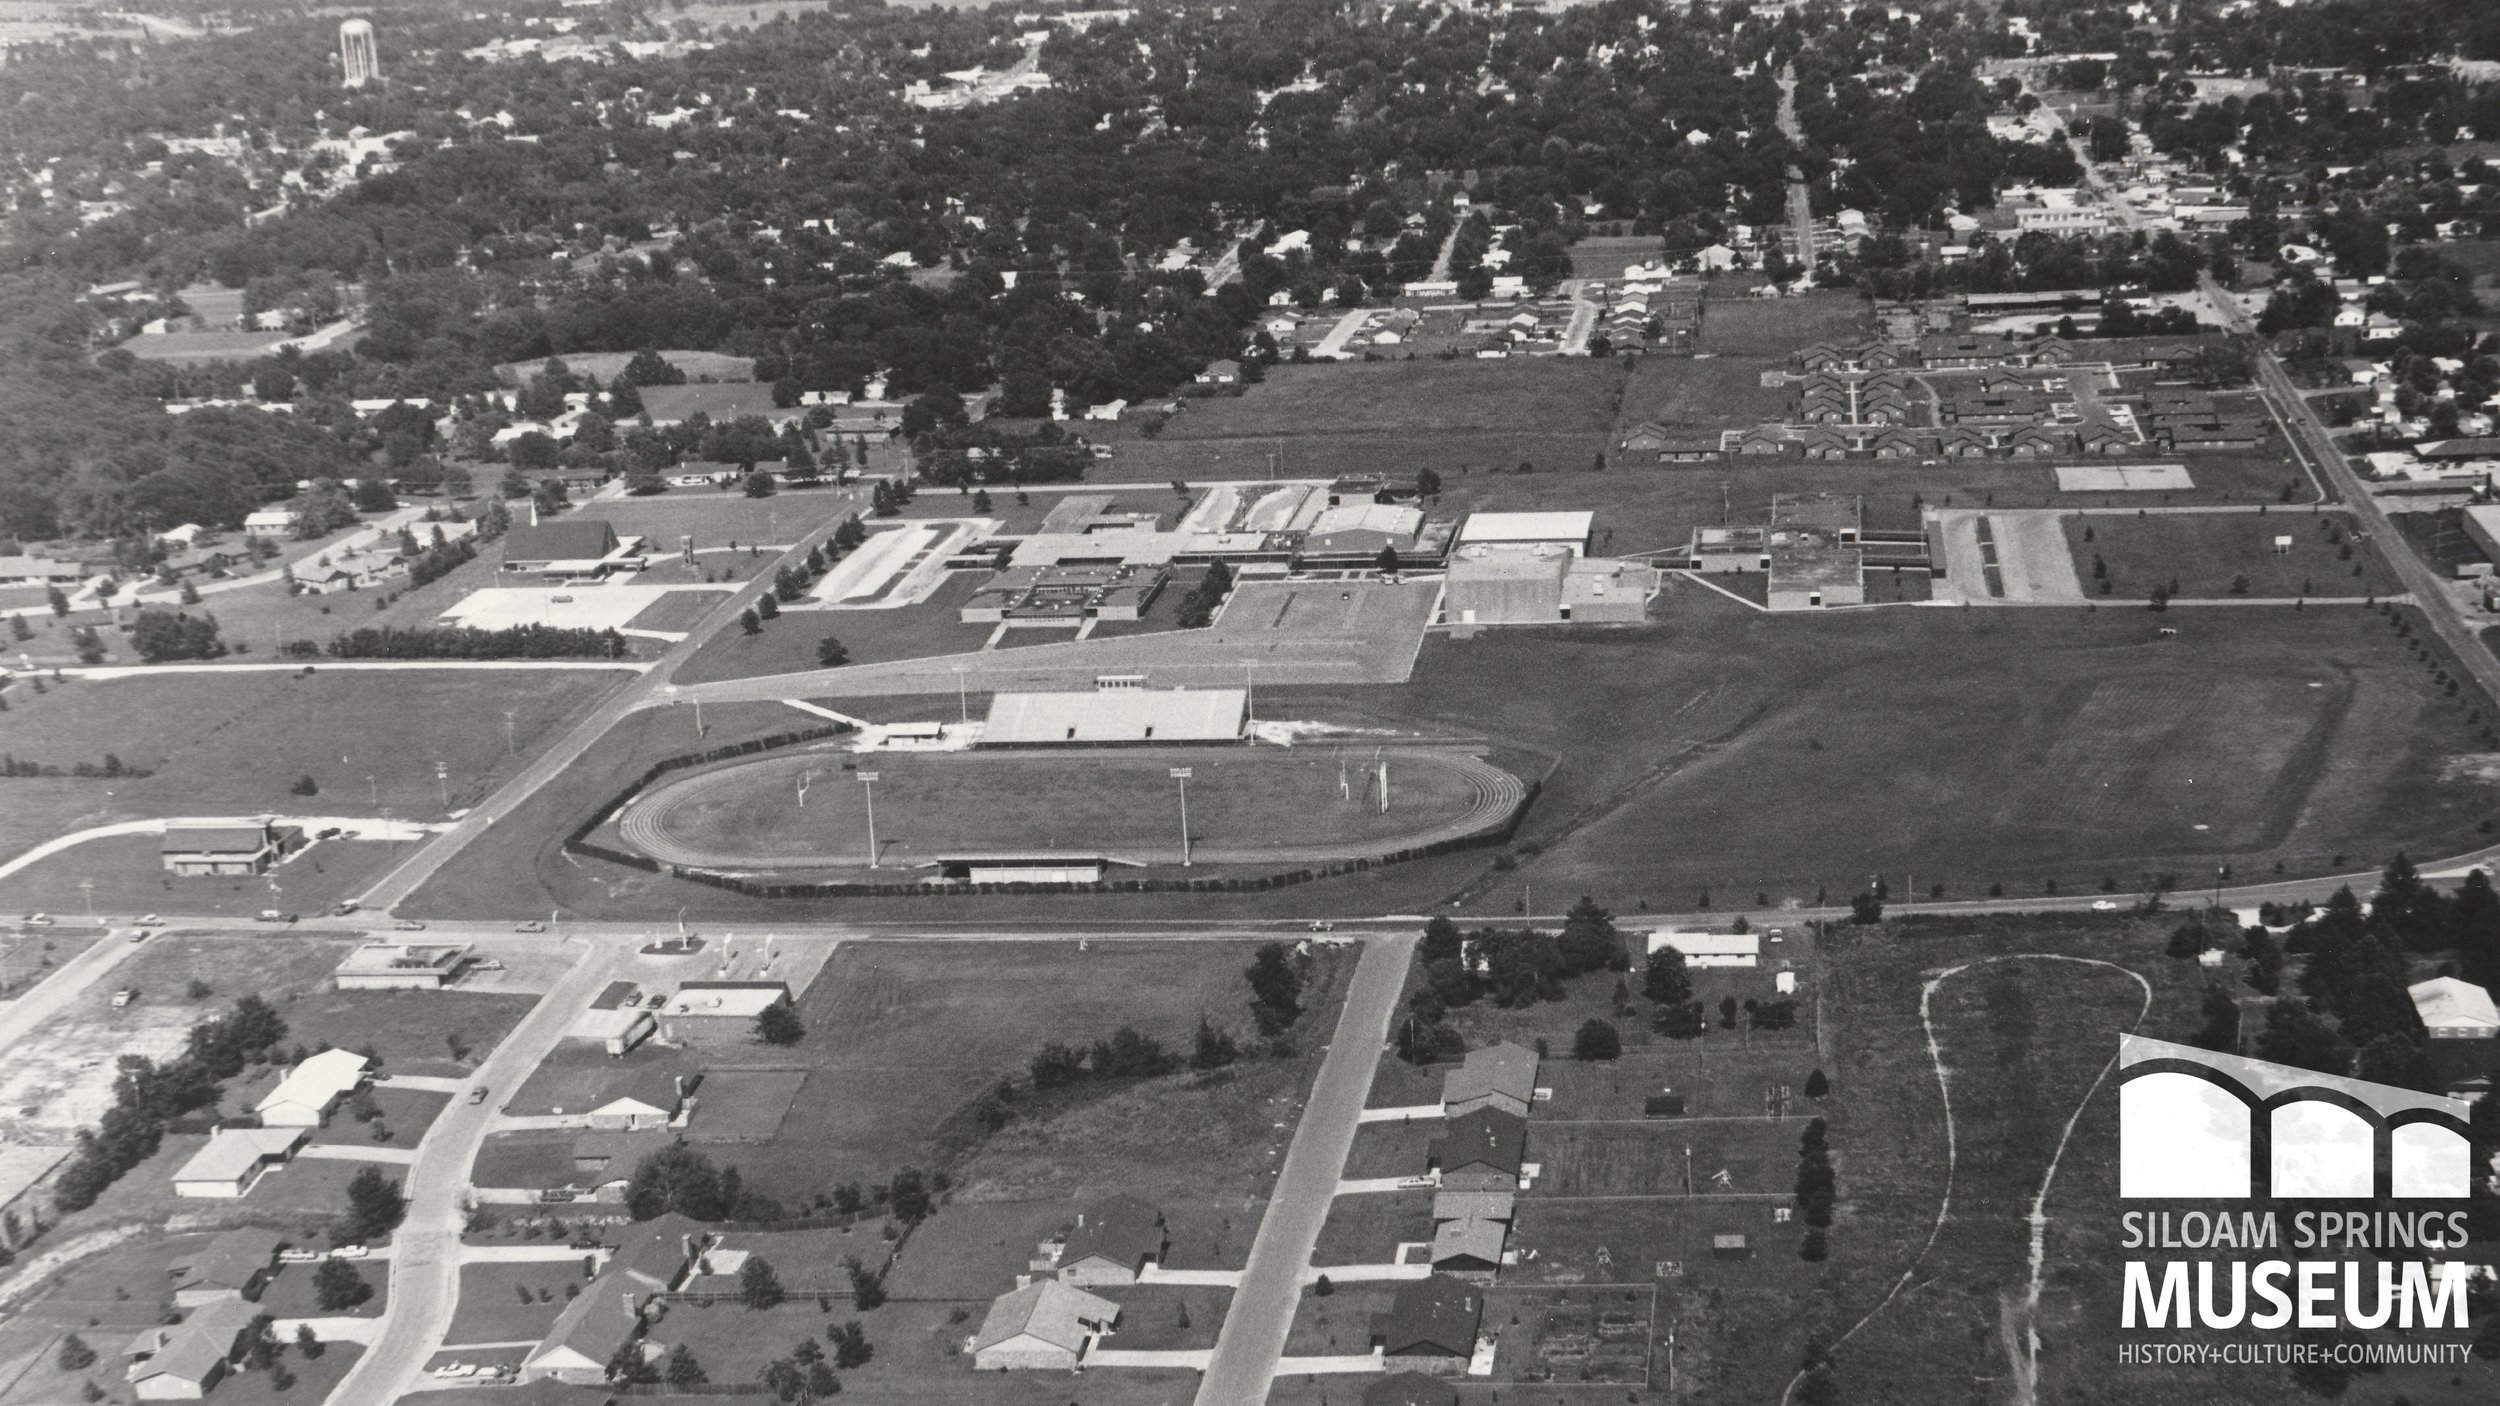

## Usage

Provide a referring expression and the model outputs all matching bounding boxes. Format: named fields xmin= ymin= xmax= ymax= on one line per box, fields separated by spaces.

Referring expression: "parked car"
xmin=256 ymin=910 xmax=299 ymax=924
xmin=22 ymin=914 xmax=51 ymax=926
xmin=514 ymin=920 xmax=546 ymax=933
xmin=2090 ymin=900 xmax=2119 ymax=912
xmin=330 ymin=1245 xmax=369 ymax=1260
xmin=467 ymin=1087 xmax=488 ymax=1105
xmin=136 ymin=914 xmax=160 ymax=926
xmin=394 ymin=920 xmax=427 ymax=932
xmin=333 ymin=900 xmax=360 ymax=916
xmin=1307 ymin=921 xmax=1336 ymax=932
xmin=110 ymin=990 xmax=133 ymax=1008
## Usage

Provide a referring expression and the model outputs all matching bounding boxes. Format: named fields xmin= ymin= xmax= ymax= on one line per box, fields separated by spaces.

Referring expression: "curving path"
xmin=1784 ymin=954 xmax=2152 ymax=1406
xmin=614 ymin=747 xmax=1525 ymax=871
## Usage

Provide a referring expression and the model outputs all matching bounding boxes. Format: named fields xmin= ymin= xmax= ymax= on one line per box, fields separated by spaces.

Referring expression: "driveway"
xmin=1192 ymin=933 xmax=1415 ymax=1406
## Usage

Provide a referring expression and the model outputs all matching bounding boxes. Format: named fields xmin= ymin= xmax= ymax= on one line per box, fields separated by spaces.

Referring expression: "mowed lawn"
xmin=0 ymin=669 xmax=623 ymax=864
xmin=622 ymin=745 xmax=1503 ymax=868
xmin=724 ymin=941 xmax=1295 ymax=1200
xmin=574 ymin=483 xmax=874 ymax=551
xmin=1153 ymin=357 xmax=1631 ymax=439
xmin=1275 ymin=593 xmax=2500 ymax=915
xmin=2063 ymin=509 xmax=2403 ymax=598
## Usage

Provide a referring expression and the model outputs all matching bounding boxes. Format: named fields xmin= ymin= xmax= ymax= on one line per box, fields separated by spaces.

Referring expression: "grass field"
xmin=1567 ymin=234 xmax=1671 ymax=279
xmin=670 ymin=573 xmax=992 ymax=682
xmin=575 ymin=483 xmax=873 ymax=551
xmin=1800 ymin=912 xmax=2495 ymax=1405
xmin=694 ymin=939 xmax=1343 ymax=1203
xmin=1614 ymin=353 xmax=1794 ymax=432
xmin=2064 ymin=510 xmax=2402 ymax=598
xmin=0 ymin=670 xmax=622 ymax=867
xmin=614 ymin=744 xmax=1518 ymax=870
xmin=1276 ymin=589 xmax=2500 ymax=917
xmin=1153 ymin=358 xmax=1630 ymax=440
xmin=493 ymin=349 xmax=755 ymax=384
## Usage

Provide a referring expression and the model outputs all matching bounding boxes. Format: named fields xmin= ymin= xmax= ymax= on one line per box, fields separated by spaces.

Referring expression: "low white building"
xmin=171 ymin=1128 xmax=305 ymax=1198
xmin=2410 ymin=977 xmax=2499 ymax=1039
xmin=1643 ymin=930 xmax=1761 ymax=968
xmin=255 ymin=1049 xmax=371 ymax=1127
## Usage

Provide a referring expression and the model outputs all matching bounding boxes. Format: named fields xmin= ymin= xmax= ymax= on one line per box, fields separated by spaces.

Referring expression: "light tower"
xmin=339 ymin=19 xmax=380 ymax=89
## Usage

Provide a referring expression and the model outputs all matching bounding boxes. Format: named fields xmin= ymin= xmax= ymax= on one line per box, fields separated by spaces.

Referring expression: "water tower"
xmin=338 ymin=19 xmax=379 ymax=89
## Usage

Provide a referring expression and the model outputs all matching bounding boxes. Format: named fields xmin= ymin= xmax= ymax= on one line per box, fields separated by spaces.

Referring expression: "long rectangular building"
xmin=980 ymin=688 xmax=1248 ymax=747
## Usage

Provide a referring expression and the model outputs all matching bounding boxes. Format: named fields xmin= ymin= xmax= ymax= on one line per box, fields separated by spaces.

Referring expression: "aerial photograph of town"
xmin=0 ymin=0 xmax=2497 ymax=1403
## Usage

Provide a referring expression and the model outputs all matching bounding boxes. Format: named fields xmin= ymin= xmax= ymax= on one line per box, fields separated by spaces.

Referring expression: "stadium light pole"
xmin=859 ymin=772 xmax=881 ymax=868
xmin=1170 ymin=767 xmax=1193 ymax=866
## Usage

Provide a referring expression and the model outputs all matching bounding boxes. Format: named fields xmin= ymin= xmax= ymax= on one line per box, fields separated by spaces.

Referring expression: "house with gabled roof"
xmin=1057 ymin=1195 xmax=1167 ymax=1286
xmin=168 ymin=1228 xmax=283 ymax=1307
xmin=1936 ymin=426 xmax=1990 ymax=457
xmin=1869 ymin=430 xmax=1923 ymax=459
xmin=520 ymin=1213 xmax=705 ymax=1385
xmin=970 ymin=1279 xmax=1120 ymax=1370
xmin=2006 ymin=425 xmax=2068 ymax=458
xmin=1799 ymin=427 xmax=1853 ymax=461
xmin=1440 ymin=1042 xmax=1538 ymax=1119
xmin=1369 ymin=1274 xmax=1483 ymax=1371
xmin=124 ymin=1297 xmax=257 ymax=1399
xmin=1429 ymin=1108 xmax=1528 ymax=1191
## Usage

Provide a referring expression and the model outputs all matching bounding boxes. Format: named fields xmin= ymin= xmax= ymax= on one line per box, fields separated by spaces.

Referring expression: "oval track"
xmin=616 ymin=746 xmax=1525 ymax=871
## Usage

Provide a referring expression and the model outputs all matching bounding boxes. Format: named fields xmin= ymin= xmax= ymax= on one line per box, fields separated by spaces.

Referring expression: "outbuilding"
xmin=658 ymin=981 xmax=791 ymax=1048
xmin=2410 ymin=977 xmax=2499 ymax=1039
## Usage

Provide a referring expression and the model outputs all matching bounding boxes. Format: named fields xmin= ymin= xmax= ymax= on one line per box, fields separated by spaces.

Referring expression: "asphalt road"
xmin=1192 ymin=931 xmax=1415 ymax=1406
xmin=318 ymin=935 xmax=621 ymax=1406
xmin=0 ymin=925 xmax=142 ymax=1055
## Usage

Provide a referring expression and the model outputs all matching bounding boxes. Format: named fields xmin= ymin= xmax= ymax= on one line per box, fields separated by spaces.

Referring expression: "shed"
xmin=1712 ymin=1234 xmax=1751 ymax=1260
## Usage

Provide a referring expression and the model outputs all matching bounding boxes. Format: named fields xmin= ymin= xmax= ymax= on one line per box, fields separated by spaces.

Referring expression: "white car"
xmin=330 ymin=1245 xmax=370 ymax=1260
xmin=2090 ymin=900 xmax=2119 ymax=912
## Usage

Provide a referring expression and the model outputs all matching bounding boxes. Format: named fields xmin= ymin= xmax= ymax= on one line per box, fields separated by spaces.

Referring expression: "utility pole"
xmin=1170 ymin=768 xmax=1193 ymax=866
xmin=434 ymin=762 xmax=449 ymax=809
xmin=953 ymin=664 xmax=969 ymax=726
xmin=859 ymin=772 xmax=881 ymax=868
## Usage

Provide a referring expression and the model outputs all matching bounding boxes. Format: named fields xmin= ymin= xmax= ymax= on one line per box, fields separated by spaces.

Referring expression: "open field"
xmin=0 ymin=669 xmax=623 ymax=868
xmin=1614 ymin=352 xmax=1794 ymax=432
xmin=684 ymin=940 xmax=1344 ymax=1203
xmin=1089 ymin=430 xmax=1615 ymax=486
xmin=613 ymin=744 xmax=1521 ymax=870
xmin=2064 ymin=510 xmax=2401 ymax=598
xmin=1154 ymin=358 xmax=1630 ymax=440
xmin=574 ymin=483 xmax=873 ymax=551
xmin=1795 ymin=912 xmax=2499 ymax=1405
xmin=493 ymin=349 xmax=756 ymax=383
xmin=1277 ymin=589 xmax=2500 ymax=917
xmin=1692 ymin=292 xmax=1871 ymax=357
xmin=1567 ymin=234 xmax=1671 ymax=279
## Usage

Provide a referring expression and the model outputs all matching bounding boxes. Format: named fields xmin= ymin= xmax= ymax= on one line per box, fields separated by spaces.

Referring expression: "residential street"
xmin=1192 ymin=931 xmax=1415 ymax=1406
xmin=317 ymin=936 xmax=621 ymax=1406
